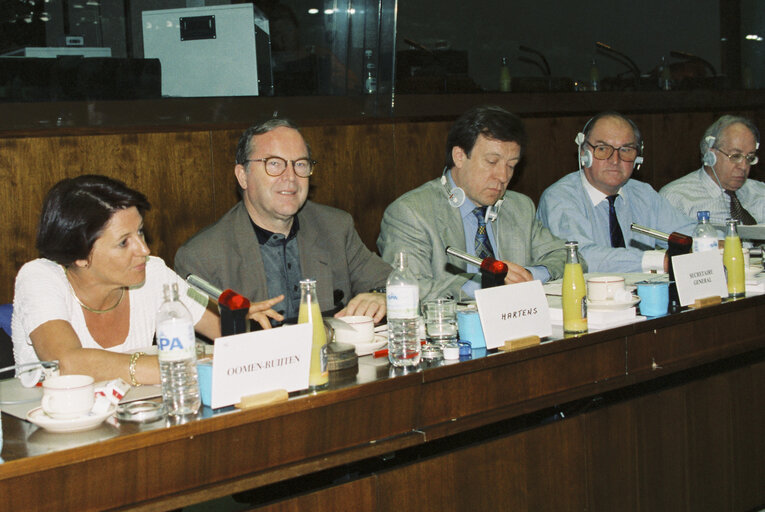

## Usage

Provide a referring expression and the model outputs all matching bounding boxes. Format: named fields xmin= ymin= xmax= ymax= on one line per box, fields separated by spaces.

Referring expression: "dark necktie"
xmin=725 ymin=189 xmax=757 ymax=225
xmin=473 ymin=206 xmax=495 ymax=260
xmin=607 ymin=195 xmax=626 ymax=248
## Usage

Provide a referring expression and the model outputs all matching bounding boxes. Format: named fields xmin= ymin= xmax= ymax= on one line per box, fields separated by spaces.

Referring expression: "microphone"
xmin=186 ymin=274 xmax=251 ymax=336
xmin=596 ymin=41 xmax=641 ymax=83
xmin=519 ymin=44 xmax=551 ymax=76
xmin=445 ymin=246 xmax=508 ymax=288
xmin=630 ymin=224 xmax=692 ymax=311
xmin=670 ymin=50 xmax=717 ymax=76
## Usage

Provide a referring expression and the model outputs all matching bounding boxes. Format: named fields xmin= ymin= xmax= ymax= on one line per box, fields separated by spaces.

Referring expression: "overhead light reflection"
xmin=307 ymin=8 xmax=318 ymax=14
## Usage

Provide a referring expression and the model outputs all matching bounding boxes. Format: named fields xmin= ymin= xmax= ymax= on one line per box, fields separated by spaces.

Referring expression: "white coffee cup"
xmin=586 ymin=276 xmax=626 ymax=302
xmin=334 ymin=315 xmax=375 ymax=344
xmin=41 ymin=374 xmax=95 ymax=419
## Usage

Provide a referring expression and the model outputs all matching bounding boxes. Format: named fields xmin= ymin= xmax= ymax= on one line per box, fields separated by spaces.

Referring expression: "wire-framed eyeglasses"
xmin=714 ymin=148 xmax=759 ymax=165
xmin=585 ymin=141 xmax=639 ymax=162
xmin=245 ymin=156 xmax=316 ymax=177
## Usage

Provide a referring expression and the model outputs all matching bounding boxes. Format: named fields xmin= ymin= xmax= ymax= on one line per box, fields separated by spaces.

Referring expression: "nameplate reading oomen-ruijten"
xmin=211 ymin=323 xmax=312 ymax=409
xmin=672 ymin=250 xmax=728 ymax=306
xmin=475 ymin=280 xmax=551 ymax=349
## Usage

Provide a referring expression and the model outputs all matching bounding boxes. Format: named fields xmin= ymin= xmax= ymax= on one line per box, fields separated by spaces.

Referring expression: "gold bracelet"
xmin=129 ymin=351 xmax=145 ymax=387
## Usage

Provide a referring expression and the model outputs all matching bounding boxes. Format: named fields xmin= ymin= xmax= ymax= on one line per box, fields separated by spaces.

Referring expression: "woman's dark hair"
xmin=445 ymin=105 xmax=527 ymax=169
xmin=36 ymin=175 xmax=151 ymax=266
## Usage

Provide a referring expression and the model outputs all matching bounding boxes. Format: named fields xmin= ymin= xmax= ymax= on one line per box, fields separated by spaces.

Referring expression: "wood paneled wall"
xmin=2 ymin=109 xmax=763 ymax=303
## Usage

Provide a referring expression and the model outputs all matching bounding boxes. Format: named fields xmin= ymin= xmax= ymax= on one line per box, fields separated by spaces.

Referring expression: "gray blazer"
xmin=175 ymin=201 xmax=391 ymax=313
xmin=377 ymin=178 xmax=569 ymax=301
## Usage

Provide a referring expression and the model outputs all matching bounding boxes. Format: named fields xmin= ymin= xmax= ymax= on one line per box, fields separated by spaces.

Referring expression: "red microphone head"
xmin=480 ymin=257 xmax=508 ymax=275
xmin=218 ymin=289 xmax=251 ymax=311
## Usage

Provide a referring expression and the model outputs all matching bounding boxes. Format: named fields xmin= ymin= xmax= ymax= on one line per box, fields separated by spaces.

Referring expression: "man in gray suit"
xmin=175 ymin=118 xmax=391 ymax=327
xmin=377 ymin=105 xmax=568 ymax=302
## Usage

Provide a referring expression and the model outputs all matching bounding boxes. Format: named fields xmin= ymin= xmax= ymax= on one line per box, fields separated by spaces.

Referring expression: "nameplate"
xmin=474 ymin=281 xmax=551 ymax=350
xmin=211 ymin=323 xmax=312 ymax=409
xmin=671 ymin=251 xmax=728 ymax=307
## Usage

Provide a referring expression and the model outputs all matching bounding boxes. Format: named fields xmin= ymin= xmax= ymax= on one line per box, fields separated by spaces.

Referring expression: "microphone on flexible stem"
xmin=596 ymin=41 xmax=641 ymax=85
xmin=669 ymin=50 xmax=717 ymax=76
xmin=445 ymin=246 xmax=508 ymax=288
xmin=186 ymin=274 xmax=251 ymax=336
xmin=0 ymin=360 xmax=60 ymax=387
xmin=630 ymin=224 xmax=692 ymax=312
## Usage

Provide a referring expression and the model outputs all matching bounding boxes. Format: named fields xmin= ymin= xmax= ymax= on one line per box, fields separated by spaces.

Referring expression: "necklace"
xmin=65 ymin=268 xmax=126 ymax=314
xmin=73 ymin=287 xmax=125 ymax=314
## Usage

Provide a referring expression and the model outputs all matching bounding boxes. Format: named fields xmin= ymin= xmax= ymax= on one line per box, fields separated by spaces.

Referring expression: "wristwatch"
xmin=368 ymin=287 xmax=386 ymax=294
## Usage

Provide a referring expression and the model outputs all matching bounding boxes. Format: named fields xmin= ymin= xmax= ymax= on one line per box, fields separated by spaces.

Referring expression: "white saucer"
xmin=26 ymin=405 xmax=116 ymax=433
xmin=588 ymin=296 xmax=641 ymax=311
xmin=349 ymin=334 xmax=388 ymax=356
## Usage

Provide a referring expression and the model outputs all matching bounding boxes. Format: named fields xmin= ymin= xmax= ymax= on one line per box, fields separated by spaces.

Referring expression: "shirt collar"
xmin=251 ymin=216 xmax=300 ymax=244
xmin=580 ymin=169 xmax=622 ymax=206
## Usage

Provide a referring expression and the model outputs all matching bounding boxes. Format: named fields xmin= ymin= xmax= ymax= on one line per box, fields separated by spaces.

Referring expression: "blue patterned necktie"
xmin=473 ymin=206 xmax=495 ymax=259
xmin=607 ymin=195 xmax=626 ymax=248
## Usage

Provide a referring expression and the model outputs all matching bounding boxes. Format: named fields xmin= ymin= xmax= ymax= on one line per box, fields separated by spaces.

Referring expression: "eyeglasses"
xmin=244 ymin=156 xmax=316 ymax=177
xmin=714 ymin=148 xmax=759 ymax=165
xmin=585 ymin=141 xmax=639 ymax=162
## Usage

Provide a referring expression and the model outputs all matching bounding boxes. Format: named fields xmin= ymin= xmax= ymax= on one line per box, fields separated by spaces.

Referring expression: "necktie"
xmin=607 ymin=195 xmax=626 ymax=248
xmin=473 ymin=206 xmax=495 ymax=260
xmin=725 ymin=189 xmax=757 ymax=225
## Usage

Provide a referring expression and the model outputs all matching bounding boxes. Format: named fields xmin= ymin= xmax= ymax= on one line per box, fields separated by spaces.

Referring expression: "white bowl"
xmin=334 ymin=315 xmax=375 ymax=344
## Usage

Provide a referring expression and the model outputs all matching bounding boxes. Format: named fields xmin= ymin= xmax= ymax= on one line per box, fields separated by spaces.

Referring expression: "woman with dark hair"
xmin=11 ymin=175 xmax=283 ymax=385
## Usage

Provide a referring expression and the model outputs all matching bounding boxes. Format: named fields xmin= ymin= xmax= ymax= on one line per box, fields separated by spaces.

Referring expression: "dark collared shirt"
xmin=251 ymin=217 xmax=302 ymax=322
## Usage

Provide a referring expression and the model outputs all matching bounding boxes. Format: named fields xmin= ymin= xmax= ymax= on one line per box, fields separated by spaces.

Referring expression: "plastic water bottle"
xmin=156 ymin=283 xmax=200 ymax=416
xmin=692 ymin=210 xmax=718 ymax=253
xmin=386 ymin=252 xmax=421 ymax=367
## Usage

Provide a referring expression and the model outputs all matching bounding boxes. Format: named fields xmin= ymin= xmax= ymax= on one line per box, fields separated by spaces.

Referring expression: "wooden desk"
xmin=1 ymin=295 xmax=763 ymax=511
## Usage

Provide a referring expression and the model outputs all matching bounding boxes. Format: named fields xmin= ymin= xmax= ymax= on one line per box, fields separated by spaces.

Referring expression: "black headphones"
xmin=575 ymin=114 xmax=644 ymax=171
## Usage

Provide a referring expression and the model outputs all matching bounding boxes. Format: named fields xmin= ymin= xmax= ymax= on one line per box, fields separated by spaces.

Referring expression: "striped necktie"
xmin=473 ymin=206 xmax=495 ymax=260
xmin=725 ymin=189 xmax=757 ymax=225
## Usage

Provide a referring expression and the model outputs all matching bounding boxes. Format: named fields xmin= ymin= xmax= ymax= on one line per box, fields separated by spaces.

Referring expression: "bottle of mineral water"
xmin=156 ymin=283 xmax=200 ymax=415
xmin=386 ymin=252 xmax=421 ymax=367
xmin=692 ymin=210 xmax=718 ymax=253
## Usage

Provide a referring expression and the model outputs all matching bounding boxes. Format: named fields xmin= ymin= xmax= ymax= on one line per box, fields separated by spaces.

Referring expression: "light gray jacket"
xmin=377 ymin=178 xmax=569 ymax=301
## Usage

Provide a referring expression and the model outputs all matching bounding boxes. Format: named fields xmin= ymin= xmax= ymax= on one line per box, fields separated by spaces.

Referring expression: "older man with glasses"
xmin=537 ymin=111 xmax=695 ymax=273
xmin=175 ymin=118 xmax=391 ymax=326
xmin=660 ymin=115 xmax=765 ymax=227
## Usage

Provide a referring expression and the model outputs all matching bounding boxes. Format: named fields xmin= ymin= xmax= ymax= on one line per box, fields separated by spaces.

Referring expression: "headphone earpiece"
xmin=703 ymin=135 xmax=717 ymax=167
xmin=441 ymin=171 xmax=465 ymax=208
xmin=580 ymin=149 xmax=593 ymax=169
xmin=633 ymin=155 xmax=644 ymax=170
xmin=575 ymin=131 xmax=591 ymax=170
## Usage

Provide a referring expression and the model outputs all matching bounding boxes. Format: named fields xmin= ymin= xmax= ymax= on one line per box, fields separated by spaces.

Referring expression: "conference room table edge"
xmin=0 ymin=293 xmax=763 ymax=511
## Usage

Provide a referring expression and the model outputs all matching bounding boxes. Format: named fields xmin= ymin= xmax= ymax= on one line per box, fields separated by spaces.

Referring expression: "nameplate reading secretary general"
xmin=377 ymin=105 xmax=570 ymax=302
xmin=175 ymin=118 xmax=391 ymax=326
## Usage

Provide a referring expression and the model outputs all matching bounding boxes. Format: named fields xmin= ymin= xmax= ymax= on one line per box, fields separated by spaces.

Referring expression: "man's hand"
xmin=335 ymin=292 xmax=386 ymax=323
xmin=502 ymin=261 xmax=533 ymax=284
xmin=247 ymin=295 xmax=285 ymax=330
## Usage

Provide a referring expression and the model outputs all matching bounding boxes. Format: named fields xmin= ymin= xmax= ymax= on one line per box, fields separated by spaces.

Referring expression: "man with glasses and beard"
xmin=660 ymin=115 xmax=765 ymax=227
xmin=175 ymin=118 xmax=391 ymax=326
xmin=537 ymin=111 xmax=694 ymax=273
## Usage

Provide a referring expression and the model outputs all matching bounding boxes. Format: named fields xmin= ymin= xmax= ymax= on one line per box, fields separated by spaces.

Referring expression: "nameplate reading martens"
xmin=475 ymin=281 xmax=551 ymax=349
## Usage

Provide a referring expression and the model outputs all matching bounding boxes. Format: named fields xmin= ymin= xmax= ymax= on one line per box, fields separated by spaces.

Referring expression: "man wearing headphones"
xmin=660 ymin=115 xmax=764 ymax=226
xmin=377 ymin=105 xmax=568 ymax=302
xmin=537 ymin=111 xmax=694 ymax=273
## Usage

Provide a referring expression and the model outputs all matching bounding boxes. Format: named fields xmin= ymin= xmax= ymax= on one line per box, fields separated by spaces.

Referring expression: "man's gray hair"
xmin=700 ymin=115 xmax=760 ymax=156
xmin=235 ymin=117 xmax=312 ymax=165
